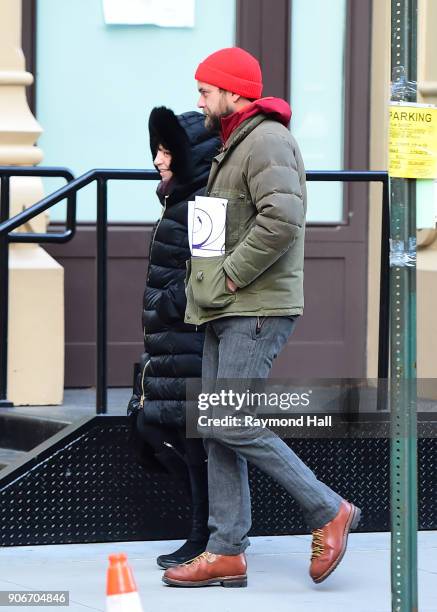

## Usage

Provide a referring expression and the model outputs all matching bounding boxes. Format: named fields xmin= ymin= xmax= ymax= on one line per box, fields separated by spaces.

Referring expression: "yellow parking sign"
xmin=389 ymin=102 xmax=437 ymax=178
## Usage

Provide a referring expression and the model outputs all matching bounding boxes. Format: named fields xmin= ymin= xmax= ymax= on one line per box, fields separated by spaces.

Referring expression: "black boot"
xmin=157 ymin=461 xmax=209 ymax=568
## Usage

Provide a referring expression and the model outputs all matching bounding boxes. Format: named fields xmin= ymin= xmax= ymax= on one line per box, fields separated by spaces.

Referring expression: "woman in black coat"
xmin=127 ymin=107 xmax=220 ymax=568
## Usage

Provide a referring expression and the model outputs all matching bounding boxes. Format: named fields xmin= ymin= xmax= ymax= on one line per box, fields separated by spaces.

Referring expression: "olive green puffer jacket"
xmin=185 ymin=113 xmax=307 ymax=326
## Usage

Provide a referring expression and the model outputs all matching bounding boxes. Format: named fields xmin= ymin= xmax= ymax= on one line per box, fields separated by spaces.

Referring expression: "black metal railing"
xmin=0 ymin=167 xmax=389 ymax=414
xmin=0 ymin=167 xmax=159 ymax=413
xmin=0 ymin=167 xmax=75 ymax=411
xmin=308 ymin=171 xmax=390 ymax=388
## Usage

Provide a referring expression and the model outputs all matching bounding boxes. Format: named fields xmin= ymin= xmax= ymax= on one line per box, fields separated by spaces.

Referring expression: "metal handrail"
xmin=307 ymin=171 xmax=390 ymax=386
xmin=0 ymin=167 xmax=75 ymax=411
xmin=0 ymin=167 xmax=160 ymax=412
xmin=0 ymin=167 xmax=76 ymax=243
xmin=0 ymin=167 xmax=389 ymax=414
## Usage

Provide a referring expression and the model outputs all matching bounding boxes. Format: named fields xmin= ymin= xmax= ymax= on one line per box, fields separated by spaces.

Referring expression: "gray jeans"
xmin=200 ymin=316 xmax=342 ymax=555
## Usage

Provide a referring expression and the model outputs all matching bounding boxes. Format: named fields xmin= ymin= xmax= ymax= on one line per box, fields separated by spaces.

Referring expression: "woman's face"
xmin=154 ymin=144 xmax=173 ymax=181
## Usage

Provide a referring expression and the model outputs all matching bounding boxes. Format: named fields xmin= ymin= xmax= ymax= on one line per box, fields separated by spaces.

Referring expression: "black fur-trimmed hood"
xmin=148 ymin=107 xmax=219 ymax=185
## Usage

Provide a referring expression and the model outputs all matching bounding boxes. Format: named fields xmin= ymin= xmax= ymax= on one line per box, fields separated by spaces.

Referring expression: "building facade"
xmin=9 ymin=0 xmax=437 ymax=390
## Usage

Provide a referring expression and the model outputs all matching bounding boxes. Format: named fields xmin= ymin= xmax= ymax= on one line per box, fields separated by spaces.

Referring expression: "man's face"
xmin=197 ymin=81 xmax=234 ymax=131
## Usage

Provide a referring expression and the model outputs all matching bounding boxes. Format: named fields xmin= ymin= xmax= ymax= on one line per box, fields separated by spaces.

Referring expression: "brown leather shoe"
xmin=310 ymin=500 xmax=361 ymax=584
xmin=162 ymin=551 xmax=247 ymax=588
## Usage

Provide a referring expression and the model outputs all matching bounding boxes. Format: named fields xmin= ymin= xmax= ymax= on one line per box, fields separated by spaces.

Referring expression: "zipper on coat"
xmin=163 ymin=441 xmax=187 ymax=464
xmin=150 ymin=195 xmax=168 ymax=250
xmin=146 ymin=195 xmax=168 ymax=284
xmin=139 ymin=358 xmax=151 ymax=408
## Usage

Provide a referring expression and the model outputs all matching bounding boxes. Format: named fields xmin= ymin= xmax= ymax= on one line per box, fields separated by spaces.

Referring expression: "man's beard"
xmin=204 ymin=108 xmax=233 ymax=133
xmin=204 ymin=112 xmax=221 ymax=133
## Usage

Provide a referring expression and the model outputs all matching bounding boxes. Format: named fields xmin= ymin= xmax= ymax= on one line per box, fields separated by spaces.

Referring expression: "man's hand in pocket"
xmin=226 ymin=275 xmax=238 ymax=293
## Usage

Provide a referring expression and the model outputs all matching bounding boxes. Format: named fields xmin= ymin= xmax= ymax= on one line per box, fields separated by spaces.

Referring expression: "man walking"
xmin=163 ymin=47 xmax=360 ymax=588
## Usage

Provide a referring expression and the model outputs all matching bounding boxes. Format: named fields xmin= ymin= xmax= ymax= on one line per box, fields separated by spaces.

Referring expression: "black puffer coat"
xmin=128 ymin=109 xmax=220 ymax=427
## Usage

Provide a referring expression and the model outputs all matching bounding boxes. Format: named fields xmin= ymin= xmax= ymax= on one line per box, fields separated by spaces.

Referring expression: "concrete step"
xmin=0 ymin=447 xmax=27 ymax=471
xmin=0 ymin=412 xmax=70 ymax=451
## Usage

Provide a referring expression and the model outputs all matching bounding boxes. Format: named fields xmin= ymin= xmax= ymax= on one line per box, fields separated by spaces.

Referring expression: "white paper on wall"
xmin=103 ymin=0 xmax=195 ymax=27
xmin=188 ymin=196 xmax=228 ymax=257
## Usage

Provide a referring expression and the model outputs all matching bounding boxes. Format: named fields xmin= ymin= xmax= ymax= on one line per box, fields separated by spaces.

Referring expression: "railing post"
xmin=0 ymin=175 xmax=13 ymax=407
xmin=379 ymin=176 xmax=391 ymax=379
xmin=96 ymin=178 xmax=108 ymax=414
xmin=377 ymin=176 xmax=391 ymax=411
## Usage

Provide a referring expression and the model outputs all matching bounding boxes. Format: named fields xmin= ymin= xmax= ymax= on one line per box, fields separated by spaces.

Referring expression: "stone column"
xmin=367 ymin=0 xmax=391 ymax=379
xmin=0 ymin=0 xmax=64 ymax=405
xmin=417 ymin=0 xmax=437 ymax=395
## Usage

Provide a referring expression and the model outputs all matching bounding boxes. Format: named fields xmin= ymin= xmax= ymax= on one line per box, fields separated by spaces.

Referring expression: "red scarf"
xmin=220 ymin=97 xmax=292 ymax=145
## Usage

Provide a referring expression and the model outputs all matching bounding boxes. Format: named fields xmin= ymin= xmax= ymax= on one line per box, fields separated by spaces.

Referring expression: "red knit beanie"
xmin=195 ymin=47 xmax=263 ymax=99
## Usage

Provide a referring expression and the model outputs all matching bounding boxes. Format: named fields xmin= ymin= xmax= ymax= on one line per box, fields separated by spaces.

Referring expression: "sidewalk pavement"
xmin=1 ymin=532 xmax=436 ymax=612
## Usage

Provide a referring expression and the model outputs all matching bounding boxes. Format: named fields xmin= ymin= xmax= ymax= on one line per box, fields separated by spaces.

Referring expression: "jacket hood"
xmin=148 ymin=107 xmax=220 ymax=187
xmin=220 ymin=97 xmax=292 ymax=144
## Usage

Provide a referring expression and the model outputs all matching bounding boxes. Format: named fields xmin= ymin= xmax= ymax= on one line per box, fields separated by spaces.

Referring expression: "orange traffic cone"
xmin=106 ymin=553 xmax=143 ymax=612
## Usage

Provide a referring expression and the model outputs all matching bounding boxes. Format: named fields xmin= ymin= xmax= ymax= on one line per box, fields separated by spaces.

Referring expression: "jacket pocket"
xmin=190 ymin=254 xmax=236 ymax=309
xmin=210 ymin=189 xmax=253 ymax=250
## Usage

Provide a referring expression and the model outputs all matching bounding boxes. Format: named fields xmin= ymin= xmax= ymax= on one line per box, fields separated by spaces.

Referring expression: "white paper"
xmin=187 ymin=200 xmax=195 ymax=254
xmin=103 ymin=0 xmax=195 ymax=27
xmin=188 ymin=196 xmax=228 ymax=257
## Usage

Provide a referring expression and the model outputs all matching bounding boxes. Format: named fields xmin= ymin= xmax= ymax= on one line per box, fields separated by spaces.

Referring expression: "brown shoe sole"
xmin=162 ymin=574 xmax=247 ymax=588
xmin=312 ymin=504 xmax=361 ymax=584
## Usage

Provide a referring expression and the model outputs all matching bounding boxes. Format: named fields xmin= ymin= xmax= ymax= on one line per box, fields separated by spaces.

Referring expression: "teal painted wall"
xmin=290 ymin=0 xmax=346 ymax=222
xmin=36 ymin=0 xmax=236 ymax=222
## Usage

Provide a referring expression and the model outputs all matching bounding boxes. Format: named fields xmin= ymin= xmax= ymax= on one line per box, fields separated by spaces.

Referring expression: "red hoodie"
xmin=220 ymin=97 xmax=292 ymax=145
